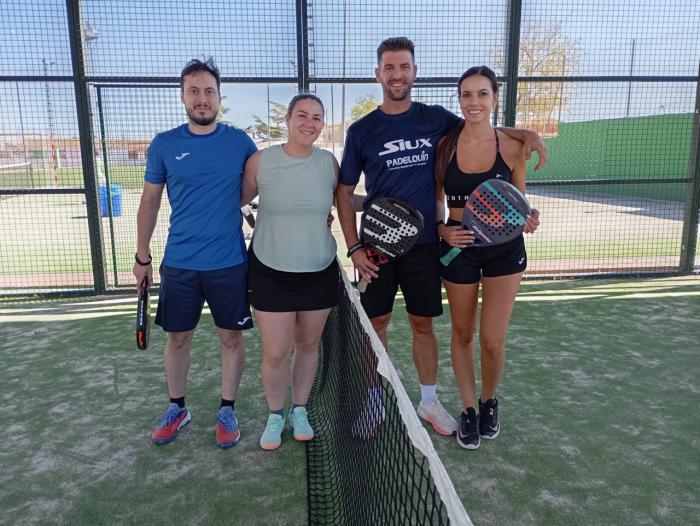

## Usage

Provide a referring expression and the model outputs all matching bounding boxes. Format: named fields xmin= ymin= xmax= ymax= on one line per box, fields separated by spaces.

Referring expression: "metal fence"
xmin=1 ymin=0 xmax=699 ymax=295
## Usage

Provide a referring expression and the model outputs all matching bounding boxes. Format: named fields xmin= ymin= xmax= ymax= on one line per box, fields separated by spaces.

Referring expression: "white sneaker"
xmin=351 ymin=397 xmax=386 ymax=439
xmin=417 ymin=398 xmax=457 ymax=436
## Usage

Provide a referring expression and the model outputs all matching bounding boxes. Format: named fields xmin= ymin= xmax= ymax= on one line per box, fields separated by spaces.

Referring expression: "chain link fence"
xmin=1 ymin=0 xmax=699 ymax=295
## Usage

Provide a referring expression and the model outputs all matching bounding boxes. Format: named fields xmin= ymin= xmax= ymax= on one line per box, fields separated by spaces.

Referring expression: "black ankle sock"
xmin=270 ymin=409 xmax=284 ymax=416
xmin=220 ymin=398 xmax=235 ymax=409
xmin=170 ymin=396 xmax=185 ymax=409
xmin=292 ymin=403 xmax=305 ymax=411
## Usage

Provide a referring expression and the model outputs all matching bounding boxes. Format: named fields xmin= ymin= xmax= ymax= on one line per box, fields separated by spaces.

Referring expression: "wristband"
xmin=346 ymin=242 xmax=364 ymax=258
xmin=134 ymin=253 xmax=152 ymax=266
xmin=436 ymin=220 xmax=444 ymax=227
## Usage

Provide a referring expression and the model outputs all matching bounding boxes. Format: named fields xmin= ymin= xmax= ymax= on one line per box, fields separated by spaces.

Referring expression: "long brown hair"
xmin=435 ymin=120 xmax=463 ymax=187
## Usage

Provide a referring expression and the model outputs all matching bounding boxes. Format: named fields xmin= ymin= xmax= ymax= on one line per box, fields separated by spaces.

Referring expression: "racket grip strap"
xmin=440 ymin=247 xmax=461 ymax=266
xmin=356 ymin=278 xmax=369 ymax=293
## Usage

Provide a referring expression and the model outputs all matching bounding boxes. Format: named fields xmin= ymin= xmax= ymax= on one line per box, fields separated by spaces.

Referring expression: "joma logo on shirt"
xmin=378 ymin=138 xmax=432 ymax=156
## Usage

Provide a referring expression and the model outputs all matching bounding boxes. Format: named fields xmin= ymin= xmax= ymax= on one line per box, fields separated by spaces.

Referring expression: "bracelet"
xmin=134 ymin=253 xmax=152 ymax=266
xmin=346 ymin=242 xmax=364 ymax=258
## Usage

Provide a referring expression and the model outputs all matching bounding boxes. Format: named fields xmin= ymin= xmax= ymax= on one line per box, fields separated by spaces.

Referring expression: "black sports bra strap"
xmin=494 ymin=128 xmax=500 ymax=152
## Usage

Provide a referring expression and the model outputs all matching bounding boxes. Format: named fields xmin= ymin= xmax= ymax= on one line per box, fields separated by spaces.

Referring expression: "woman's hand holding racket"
xmin=524 ymin=208 xmax=541 ymax=234
xmin=438 ymin=223 xmax=475 ymax=249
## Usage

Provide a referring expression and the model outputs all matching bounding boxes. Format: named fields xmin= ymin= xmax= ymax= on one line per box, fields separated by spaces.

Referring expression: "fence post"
xmin=65 ymin=0 xmax=106 ymax=293
xmin=679 ymin=61 xmax=700 ymax=273
xmin=295 ymin=0 xmax=309 ymax=93
xmin=504 ymin=0 xmax=522 ymax=127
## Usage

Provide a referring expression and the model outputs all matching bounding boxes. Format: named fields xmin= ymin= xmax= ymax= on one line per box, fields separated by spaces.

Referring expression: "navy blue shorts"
xmin=155 ymin=262 xmax=253 ymax=332
xmin=439 ymin=219 xmax=527 ymax=284
xmin=360 ymin=242 xmax=443 ymax=319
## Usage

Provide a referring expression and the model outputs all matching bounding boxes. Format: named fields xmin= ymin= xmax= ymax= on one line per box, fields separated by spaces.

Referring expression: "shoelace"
xmin=219 ymin=409 xmax=236 ymax=431
xmin=160 ymin=406 xmax=184 ymax=426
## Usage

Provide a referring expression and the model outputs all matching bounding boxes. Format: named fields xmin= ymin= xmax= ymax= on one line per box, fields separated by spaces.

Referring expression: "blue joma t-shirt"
xmin=145 ymin=123 xmax=257 ymax=270
xmin=340 ymin=102 xmax=460 ymax=244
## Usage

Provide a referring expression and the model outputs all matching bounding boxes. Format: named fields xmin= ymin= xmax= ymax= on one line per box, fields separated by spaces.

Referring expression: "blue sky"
xmin=1 ymin=0 xmax=698 ymax=138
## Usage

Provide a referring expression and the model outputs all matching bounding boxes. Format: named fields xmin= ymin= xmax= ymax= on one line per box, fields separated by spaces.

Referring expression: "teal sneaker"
xmin=289 ymin=406 xmax=314 ymax=441
xmin=259 ymin=413 xmax=285 ymax=450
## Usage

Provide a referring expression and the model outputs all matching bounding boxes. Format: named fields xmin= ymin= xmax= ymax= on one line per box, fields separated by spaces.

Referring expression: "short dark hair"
xmin=180 ymin=57 xmax=221 ymax=92
xmin=376 ymin=37 xmax=415 ymax=65
xmin=457 ymin=65 xmax=499 ymax=95
xmin=286 ymin=93 xmax=325 ymax=118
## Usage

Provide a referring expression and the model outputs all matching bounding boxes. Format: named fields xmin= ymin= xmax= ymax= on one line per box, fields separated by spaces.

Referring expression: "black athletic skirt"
xmin=247 ymin=249 xmax=340 ymax=312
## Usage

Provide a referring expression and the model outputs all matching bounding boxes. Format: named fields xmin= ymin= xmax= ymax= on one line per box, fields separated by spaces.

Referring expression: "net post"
xmin=679 ymin=59 xmax=700 ymax=273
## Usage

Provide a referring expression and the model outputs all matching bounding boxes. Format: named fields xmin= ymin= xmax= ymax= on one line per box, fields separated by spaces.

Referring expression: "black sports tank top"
xmin=443 ymin=130 xmax=513 ymax=209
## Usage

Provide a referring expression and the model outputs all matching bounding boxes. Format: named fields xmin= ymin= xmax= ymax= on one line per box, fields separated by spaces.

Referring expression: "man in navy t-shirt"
xmin=336 ymin=37 xmax=547 ymax=438
xmin=133 ymin=58 xmax=256 ymax=449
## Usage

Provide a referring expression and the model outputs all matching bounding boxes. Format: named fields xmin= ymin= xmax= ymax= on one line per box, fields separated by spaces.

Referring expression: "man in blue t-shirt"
xmin=133 ymin=58 xmax=256 ymax=449
xmin=336 ymin=37 xmax=547 ymax=438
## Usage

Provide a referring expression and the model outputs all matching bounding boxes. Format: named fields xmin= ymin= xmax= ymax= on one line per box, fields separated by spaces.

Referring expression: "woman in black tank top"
xmin=433 ymin=66 xmax=541 ymax=450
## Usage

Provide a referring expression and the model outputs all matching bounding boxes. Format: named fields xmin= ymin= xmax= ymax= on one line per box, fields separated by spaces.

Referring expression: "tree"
xmin=245 ymin=101 xmax=288 ymax=141
xmin=217 ymin=95 xmax=238 ymax=127
xmin=492 ymin=21 xmax=579 ymax=136
xmin=350 ymin=94 xmax=379 ymax=122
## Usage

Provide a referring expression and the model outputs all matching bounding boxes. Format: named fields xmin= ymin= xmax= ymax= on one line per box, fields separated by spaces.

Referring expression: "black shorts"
xmin=439 ymin=219 xmax=527 ymax=284
xmin=155 ymin=262 xmax=253 ymax=332
xmin=360 ymin=242 xmax=443 ymax=319
xmin=248 ymin=249 xmax=340 ymax=312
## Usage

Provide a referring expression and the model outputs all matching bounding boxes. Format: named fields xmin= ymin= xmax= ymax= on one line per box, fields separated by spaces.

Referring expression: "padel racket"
xmin=440 ymin=179 xmax=531 ymax=266
xmin=136 ymin=276 xmax=150 ymax=350
xmin=357 ymin=197 xmax=424 ymax=293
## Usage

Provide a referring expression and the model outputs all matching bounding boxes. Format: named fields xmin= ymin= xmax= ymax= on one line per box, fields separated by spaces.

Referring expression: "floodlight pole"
xmin=42 ymin=58 xmax=58 ymax=186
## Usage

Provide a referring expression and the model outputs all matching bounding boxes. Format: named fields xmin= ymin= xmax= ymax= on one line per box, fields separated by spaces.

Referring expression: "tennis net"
xmin=306 ymin=266 xmax=471 ymax=525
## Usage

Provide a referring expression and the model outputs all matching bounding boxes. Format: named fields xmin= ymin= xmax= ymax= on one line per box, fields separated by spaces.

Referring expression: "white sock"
xmin=420 ymin=384 xmax=437 ymax=404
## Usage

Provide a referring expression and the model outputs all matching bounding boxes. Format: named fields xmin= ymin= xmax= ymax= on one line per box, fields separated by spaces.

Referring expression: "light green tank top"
xmin=252 ymin=145 xmax=337 ymax=272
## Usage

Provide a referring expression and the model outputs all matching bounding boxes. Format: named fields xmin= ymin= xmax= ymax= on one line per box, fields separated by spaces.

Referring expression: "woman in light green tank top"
xmin=240 ymin=94 xmax=340 ymax=450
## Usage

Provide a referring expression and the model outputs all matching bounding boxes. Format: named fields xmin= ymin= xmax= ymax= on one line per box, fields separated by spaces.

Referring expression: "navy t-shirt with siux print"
xmin=340 ymin=102 xmax=460 ymax=244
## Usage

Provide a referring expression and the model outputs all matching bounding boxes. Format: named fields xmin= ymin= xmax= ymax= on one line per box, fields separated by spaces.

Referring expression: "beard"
xmin=187 ymin=107 xmax=217 ymax=126
xmin=383 ymin=83 xmax=412 ymax=102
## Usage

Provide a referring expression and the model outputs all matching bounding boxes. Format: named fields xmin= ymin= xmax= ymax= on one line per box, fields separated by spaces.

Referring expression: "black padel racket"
xmin=441 ymin=179 xmax=531 ymax=266
xmin=357 ymin=197 xmax=424 ymax=293
xmin=136 ymin=276 xmax=150 ymax=350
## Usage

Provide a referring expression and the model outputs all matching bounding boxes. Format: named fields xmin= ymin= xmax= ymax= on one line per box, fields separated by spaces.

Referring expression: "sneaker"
xmin=151 ymin=403 xmax=191 ymax=445
xmin=289 ymin=406 xmax=314 ymax=441
xmin=417 ymin=398 xmax=458 ymax=436
xmin=259 ymin=413 xmax=285 ymax=450
xmin=351 ymin=397 xmax=385 ymax=440
xmin=456 ymin=407 xmax=480 ymax=450
xmin=479 ymin=398 xmax=500 ymax=439
xmin=216 ymin=406 xmax=241 ymax=448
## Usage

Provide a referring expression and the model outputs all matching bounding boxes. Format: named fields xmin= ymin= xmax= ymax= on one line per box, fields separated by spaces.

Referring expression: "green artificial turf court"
xmin=0 ymin=275 xmax=698 ymax=525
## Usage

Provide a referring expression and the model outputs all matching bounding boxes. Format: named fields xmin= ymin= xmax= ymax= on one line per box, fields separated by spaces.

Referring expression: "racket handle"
xmin=440 ymin=247 xmax=461 ymax=266
xmin=357 ymin=278 xmax=369 ymax=293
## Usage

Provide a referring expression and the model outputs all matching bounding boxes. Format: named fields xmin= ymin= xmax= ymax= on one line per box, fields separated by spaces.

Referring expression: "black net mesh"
xmin=306 ymin=271 xmax=467 ymax=526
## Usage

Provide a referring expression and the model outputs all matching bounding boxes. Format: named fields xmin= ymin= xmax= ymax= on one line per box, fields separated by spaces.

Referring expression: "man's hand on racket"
xmin=351 ymin=248 xmax=379 ymax=283
xmin=521 ymin=131 xmax=548 ymax=171
xmin=524 ymin=208 xmax=541 ymax=234
xmin=438 ymin=224 xmax=475 ymax=248
xmin=133 ymin=253 xmax=153 ymax=291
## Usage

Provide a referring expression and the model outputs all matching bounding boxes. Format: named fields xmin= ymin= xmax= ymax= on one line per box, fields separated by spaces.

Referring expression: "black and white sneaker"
xmin=479 ymin=398 xmax=500 ymax=440
xmin=456 ymin=407 xmax=480 ymax=450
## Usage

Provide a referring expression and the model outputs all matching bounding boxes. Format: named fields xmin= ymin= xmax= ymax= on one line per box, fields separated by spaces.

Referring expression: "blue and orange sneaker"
xmin=151 ymin=403 xmax=191 ymax=445
xmin=216 ymin=406 xmax=241 ymax=448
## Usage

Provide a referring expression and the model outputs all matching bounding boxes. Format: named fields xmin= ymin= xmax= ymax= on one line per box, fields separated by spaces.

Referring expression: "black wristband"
xmin=346 ymin=242 xmax=364 ymax=258
xmin=436 ymin=220 xmax=444 ymax=227
xmin=134 ymin=253 xmax=152 ymax=266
